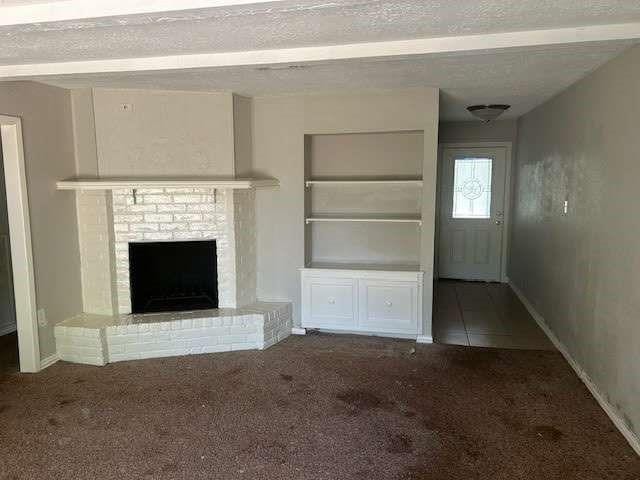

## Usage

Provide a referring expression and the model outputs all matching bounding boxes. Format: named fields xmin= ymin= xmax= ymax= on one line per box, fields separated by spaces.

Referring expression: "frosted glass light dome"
xmin=467 ymin=104 xmax=510 ymax=122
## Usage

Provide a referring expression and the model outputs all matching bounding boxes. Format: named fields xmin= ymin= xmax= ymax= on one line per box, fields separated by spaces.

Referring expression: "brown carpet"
xmin=0 ymin=333 xmax=638 ymax=479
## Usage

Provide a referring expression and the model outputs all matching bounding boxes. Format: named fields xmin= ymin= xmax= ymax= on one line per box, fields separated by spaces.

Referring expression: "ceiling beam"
xmin=0 ymin=0 xmax=286 ymax=26
xmin=1 ymin=22 xmax=639 ymax=79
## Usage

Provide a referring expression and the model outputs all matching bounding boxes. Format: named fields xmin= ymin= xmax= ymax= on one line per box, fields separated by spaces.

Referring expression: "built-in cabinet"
xmin=301 ymin=268 xmax=423 ymax=336
xmin=300 ymin=131 xmax=425 ymax=337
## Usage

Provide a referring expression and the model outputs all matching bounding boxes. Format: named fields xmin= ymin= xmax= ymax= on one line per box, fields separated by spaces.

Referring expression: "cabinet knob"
xmin=385 ymin=300 xmax=393 ymax=307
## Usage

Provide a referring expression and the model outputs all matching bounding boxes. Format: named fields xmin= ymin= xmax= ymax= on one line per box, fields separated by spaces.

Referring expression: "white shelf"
xmin=304 ymin=262 xmax=422 ymax=272
xmin=305 ymin=179 xmax=422 ymax=187
xmin=305 ymin=214 xmax=422 ymax=225
xmin=56 ymin=177 xmax=279 ymax=191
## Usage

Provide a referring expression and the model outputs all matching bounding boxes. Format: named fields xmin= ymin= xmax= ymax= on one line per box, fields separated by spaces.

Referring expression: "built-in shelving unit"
xmin=303 ymin=131 xmax=424 ymax=268
xmin=300 ymin=131 xmax=425 ymax=338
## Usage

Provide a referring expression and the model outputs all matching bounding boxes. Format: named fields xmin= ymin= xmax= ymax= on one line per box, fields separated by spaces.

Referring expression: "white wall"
xmin=510 ymin=45 xmax=640 ymax=439
xmin=438 ymin=120 xmax=517 ymax=144
xmin=233 ymin=94 xmax=253 ymax=177
xmin=70 ymin=88 xmax=99 ymax=176
xmin=91 ymin=89 xmax=236 ymax=177
xmin=309 ymin=131 xmax=423 ymax=178
xmin=0 ymin=81 xmax=83 ymax=359
xmin=252 ymin=88 xmax=439 ymax=333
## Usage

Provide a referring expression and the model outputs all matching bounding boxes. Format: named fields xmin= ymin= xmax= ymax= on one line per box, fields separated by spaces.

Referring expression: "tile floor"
xmin=433 ymin=280 xmax=555 ymax=350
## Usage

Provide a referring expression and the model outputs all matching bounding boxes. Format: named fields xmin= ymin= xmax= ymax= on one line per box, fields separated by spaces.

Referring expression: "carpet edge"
xmin=509 ymin=280 xmax=640 ymax=457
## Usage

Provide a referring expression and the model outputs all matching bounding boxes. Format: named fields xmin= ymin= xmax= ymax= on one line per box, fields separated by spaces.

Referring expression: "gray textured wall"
xmin=509 ymin=45 xmax=640 ymax=438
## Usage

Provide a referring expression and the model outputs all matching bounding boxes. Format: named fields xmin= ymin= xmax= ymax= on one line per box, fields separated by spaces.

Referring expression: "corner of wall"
xmin=70 ymin=88 xmax=99 ymax=177
xmin=232 ymin=94 xmax=254 ymax=178
xmin=233 ymin=189 xmax=257 ymax=307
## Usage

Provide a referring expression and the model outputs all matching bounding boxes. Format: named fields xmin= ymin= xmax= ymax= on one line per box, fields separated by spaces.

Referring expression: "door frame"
xmin=0 ymin=115 xmax=40 ymax=372
xmin=435 ymin=142 xmax=513 ymax=283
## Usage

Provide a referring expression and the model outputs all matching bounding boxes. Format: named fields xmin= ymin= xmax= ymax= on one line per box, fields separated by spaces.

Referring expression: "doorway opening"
xmin=0 ymin=137 xmax=17 ymax=373
xmin=0 ymin=115 xmax=39 ymax=373
xmin=436 ymin=144 xmax=511 ymax=282
xmin=432 ymin=142 xmax=547 ymax=349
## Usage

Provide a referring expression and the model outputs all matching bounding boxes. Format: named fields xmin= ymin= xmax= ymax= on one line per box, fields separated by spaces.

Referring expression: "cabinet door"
xmin=302 ymin=277 xmax=357 ymax=329
xmin=358 ymin=280 xmax=418 ymax=334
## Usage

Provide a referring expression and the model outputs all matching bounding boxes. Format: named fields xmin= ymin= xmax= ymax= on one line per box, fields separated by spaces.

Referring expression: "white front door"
xmin=438 ymin=146 xmax=507 ymax=281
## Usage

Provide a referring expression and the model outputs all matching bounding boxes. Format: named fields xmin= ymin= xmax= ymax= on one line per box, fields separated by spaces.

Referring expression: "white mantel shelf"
xmin=56 ymin=177 xmax=279 ymax=191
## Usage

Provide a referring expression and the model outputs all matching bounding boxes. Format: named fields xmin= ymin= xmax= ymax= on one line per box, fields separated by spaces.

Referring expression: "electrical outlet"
xmin=121 ymin=103 xmax=133 ymax=112
xmin=563 ymin=200 xmax=569 ymax=215
xmin=37 ymin=308 xmax=47 ymax=327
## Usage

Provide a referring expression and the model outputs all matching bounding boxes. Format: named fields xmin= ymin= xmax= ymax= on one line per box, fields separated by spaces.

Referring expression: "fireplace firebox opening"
xmin=129 ymin=240 xmax=218 ymax=314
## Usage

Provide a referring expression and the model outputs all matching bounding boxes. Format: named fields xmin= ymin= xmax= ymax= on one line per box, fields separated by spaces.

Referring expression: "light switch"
xmin=563 ymin=200 xmax=569 ymax=215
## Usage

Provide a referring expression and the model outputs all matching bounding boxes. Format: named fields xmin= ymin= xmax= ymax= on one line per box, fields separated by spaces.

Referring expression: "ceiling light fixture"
xmin=466 ymin=104 xmax=510 ymax=123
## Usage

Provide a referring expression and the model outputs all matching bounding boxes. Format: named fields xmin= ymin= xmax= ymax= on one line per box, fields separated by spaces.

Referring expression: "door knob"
xmin=495 ymin=220 xmax=503 ymax=225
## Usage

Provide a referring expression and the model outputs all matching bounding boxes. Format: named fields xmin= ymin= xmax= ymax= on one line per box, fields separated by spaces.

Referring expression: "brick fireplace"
xmin=54 ymin=180 xmax=290 ymax=365
xmin=107 ymin=187 xmax=256 ymax=313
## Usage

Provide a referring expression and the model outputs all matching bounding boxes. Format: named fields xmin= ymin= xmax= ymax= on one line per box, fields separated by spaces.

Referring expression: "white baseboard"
xmin=416 ymin=335 xmax=433 ymax=344
xmin=39 ymin=353 xmax=59 ymax=371
xmin=0 ymin=323 xmax=17 ymax=336
xmin=509 ymin=280 xmax=640 ymax=456
xmin=291 ymin=327 xmax=306 ymax=335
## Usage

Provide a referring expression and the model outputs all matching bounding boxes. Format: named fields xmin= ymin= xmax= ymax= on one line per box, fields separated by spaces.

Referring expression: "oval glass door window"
xmin=452 ymin=157 xmax=492 ymax=219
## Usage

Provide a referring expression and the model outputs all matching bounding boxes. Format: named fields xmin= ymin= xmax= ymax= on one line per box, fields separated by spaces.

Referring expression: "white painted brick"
xmin=141 ymin=194 xmax=172 ymax=204
xmin=55 ymin=303 xmax=292 ymax=365
xmin=144 ymin=232 xmax=173 ymax=241
xmin=189 ymin=223 xmax=216 ymax=231
xmin=173 ymin=231 xmax=203 ymax=240
xmin=202 ymin=213 xmax=224 ymax=222
xmin=172 ymin=194 xmax=203 ymax=203
xmin=109 ymin=344 xmax=125 ymax=354
xmin=130 ymin=223 xmax=159 ymax=232
xmin=173 ymin=213 xmax=202 ymax=222
xmin=127 ymin=204 xmax=157 ymax=213
xmin=160 ymin=223 xmax=189 ymax=232
xmin=157 ymin=204 xmax=187 ymax=213
xmin=114 ymin=214 xmax=144 ymax=223
xmin=119 ymin=234 xmax=144 ymax=243
xmin=81 ymin=186 xmax=254 ymax=316
xmin=230 ymin=325 xmax=258 ymax=334
xmin=202 ymin=344 xmax=231 ymax=353
xmin=220 ymin=334 xmax=247 ymax=344
xmin=144 ymin=213 xmax=173 ymax=223
xmin=186 ymin=204 xmax=215 ymax=212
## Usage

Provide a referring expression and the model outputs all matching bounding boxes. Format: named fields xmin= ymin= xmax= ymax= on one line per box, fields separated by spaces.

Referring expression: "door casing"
xmin=435 ymin=142 xmax=513 ymax=283
xmin=0 ymin=115 xmax=40 ymax=372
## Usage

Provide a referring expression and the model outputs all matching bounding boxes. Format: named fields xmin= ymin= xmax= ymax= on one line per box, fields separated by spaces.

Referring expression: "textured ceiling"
xmin=2 ymin=0 xmax=640 ymax=65
xmin=1 ymin=0 xmax=639 ymax=121
xmin=33 ymin=41 xmax=635 ymax=121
